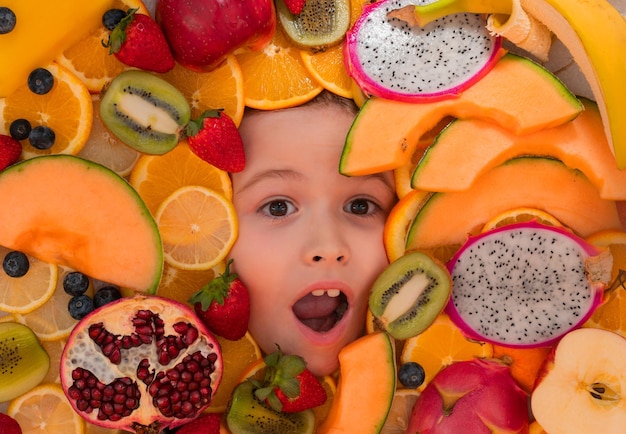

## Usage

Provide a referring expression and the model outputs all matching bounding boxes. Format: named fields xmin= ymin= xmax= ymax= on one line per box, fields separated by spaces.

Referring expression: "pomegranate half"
xmin=60 ymin=295 xmax=223 ymax=433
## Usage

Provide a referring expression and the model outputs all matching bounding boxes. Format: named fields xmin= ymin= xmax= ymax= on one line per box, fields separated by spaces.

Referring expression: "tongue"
xmin=293 ymin=293 xmax=340 ymax=332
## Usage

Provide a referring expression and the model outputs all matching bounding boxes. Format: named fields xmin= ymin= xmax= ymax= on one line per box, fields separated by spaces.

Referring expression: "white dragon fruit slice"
xmin=344 ymin=0 xmax=502 ymax=102
xmin=446 ymin=221 xmax=612 ymax=348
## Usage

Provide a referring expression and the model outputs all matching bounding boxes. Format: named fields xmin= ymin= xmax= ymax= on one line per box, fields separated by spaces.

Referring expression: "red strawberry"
xmin=175 ymin=412 xmax=221 ymax=434
xmin=0 ymin=413 xmax=22 ymax=434
xmin=189 ymin=259 xmax=250 ymax=341
xmin=104 ymin=8 xmax=175 ymax=73
xmin=285 ymin=0 xmax=307 ymax=15
xmin=0 ymin=134 xmax=21 ymax=171
xmin=185 ymin=109 xmax=245 ymax=173
xmin=253 ymin=348 xmax=327 ymax=413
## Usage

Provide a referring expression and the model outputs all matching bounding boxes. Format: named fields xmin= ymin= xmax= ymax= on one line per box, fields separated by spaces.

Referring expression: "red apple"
xmin=407 ymin=358 xmax=529 ymax=433
xmin=531 ymin=328 xmax=626 ymax=434
xmin=155 ymin=0 xmax=275 ymax=71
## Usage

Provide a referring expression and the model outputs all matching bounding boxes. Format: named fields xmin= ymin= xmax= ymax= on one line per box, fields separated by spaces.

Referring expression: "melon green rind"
xmin=0 ymin=155 xmax=163 ymax=294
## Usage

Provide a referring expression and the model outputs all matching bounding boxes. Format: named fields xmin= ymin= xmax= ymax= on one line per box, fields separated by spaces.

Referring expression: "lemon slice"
xmin=381 ymin=388 xmax=421 ymax=434
xmin=156 ymin=186 xmax=238 ymax=270
xmin=0 ymin=246 xmax=58 ymax=314
xmin=8 ymin=383 xmax=85 ymax=434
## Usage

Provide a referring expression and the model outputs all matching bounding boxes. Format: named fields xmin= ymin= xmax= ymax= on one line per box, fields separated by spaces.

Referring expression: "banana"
xmin=391 ymin=0 xmax=626 ymax=169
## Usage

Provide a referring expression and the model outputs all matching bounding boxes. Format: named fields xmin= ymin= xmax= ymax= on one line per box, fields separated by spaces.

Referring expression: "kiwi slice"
xmin=276 ymin=0 xmax=351 ymax=50
xmin=226 ymin=381 xmax=315 ymax=434
xmin=0 ymin=322 xmax=50 ymax=402
xmin=99 ymin=70 xmax=191 ymax=155
xmin=369 ymin=251 xmax=452 ymax=340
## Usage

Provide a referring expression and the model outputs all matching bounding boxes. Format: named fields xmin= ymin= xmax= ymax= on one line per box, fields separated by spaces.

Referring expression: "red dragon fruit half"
xmin=344 ymin=0 xmax=503 ymax=102
xmin=60 ymin=295 xmax=223 ymax=433
xmin=445 ymin=221 xmax=612 ymax=348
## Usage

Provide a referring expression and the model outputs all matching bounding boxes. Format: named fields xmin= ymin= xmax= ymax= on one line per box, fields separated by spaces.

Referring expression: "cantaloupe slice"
xmin=0 ymin=155 xmax=163 ymax=293
xmin=339 ymin=53 xmax=583 ymax=176
xmin=406 ymin=157 xmax=623 ymax=250
xmin=413 ymin=99 xmax=626 ymax=200
xmin=318 ymin=332 xmax=396 ymax=433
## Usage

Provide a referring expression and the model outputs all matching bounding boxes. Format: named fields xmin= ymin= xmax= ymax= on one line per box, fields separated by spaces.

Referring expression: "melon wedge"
xmin=340 ymin=53 xmax=583 ymax=176
xmin=406 ymin=157 xmax=622 ymax=250
xmin=413 ymin=99 xmax=626 ymax=200
xmin=318 ymin=332 xmax=396 ymax=433
xmin=0 ymin=155 xmax=163 ymax=293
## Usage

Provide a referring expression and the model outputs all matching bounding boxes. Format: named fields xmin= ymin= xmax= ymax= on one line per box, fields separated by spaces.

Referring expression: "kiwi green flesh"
xmin=226 ymin=381 xmax=315 ymax=434
xmin=277 ymin=0 xmax=351 ymax=49
xmin=0 ymin=322 xmax=50 ymax=402
xmin=369 ymin=251 xmax=451 ymax=340
xmin=100 ymin=70 xmax=191 ymax=155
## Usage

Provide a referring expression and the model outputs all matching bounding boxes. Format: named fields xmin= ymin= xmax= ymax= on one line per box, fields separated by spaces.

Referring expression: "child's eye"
xmin=345 ymin=198 xmax=377 ymax=215
xmin=260 ymin=199 xmax=295 ymax=217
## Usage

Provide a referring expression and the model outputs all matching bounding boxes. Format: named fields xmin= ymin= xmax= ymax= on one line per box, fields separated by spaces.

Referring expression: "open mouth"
xmin=292 ymin=290 xmax=349 ymax=333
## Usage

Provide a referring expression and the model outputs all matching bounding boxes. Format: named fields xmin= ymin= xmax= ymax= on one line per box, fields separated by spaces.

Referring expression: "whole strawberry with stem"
xmin=185 ymin=109 xmax=245 ymax=173
xmin=253 ymin=348 xmax=327 ymax=413
xmin=0 ymin=134 xmax=21 ymax=171
xmin=189 ymin=259 xmax=250 ymax=341
xmin=103 ymin=8 xmax=175 ymax=73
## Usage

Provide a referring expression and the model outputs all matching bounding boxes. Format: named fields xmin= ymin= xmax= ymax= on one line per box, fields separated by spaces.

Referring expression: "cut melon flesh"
xmin=413 ymin=99 xmax=626 ymax=200
xmin=0 ymin=155 xmax=163 ymax=293
xmin=340 ymin=53 xmax=582 ymax=176
xmin=318 ymin=332 xmax=396 ymax=433
xmin=406 ymin=157 xmax=623 ymax=250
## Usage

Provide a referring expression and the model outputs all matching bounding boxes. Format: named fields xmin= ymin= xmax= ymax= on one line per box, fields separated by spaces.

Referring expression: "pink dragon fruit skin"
xmin=344 ymin=0 xmax=504 ymax=103
xmin=406 ymin=358 xmax=529 ymax=434
xmin=445 ymin=221 xmax=609 ymax=349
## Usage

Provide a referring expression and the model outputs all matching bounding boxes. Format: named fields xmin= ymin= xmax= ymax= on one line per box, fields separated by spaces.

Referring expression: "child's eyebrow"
xmin=236 ymin=169 xmax=303 ymax=194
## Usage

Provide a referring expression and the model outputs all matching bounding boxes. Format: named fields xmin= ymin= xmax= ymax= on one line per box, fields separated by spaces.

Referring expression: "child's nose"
xmin=313 ymin=255 xmax=344 ymax=262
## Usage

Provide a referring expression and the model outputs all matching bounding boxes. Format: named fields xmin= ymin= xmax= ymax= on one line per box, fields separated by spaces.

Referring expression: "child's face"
xmin=228 ymin=103 xmax=396 ymax=376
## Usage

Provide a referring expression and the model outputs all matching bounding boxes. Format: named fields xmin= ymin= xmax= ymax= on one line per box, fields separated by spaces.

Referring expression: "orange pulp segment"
xmin=0 ymin=62 xmax=93 ymax=159
xmin=301 ymin=43 xmax=353 ymax=98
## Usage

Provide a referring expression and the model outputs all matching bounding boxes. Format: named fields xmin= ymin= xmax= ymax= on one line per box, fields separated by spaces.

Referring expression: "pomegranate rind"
xmin=60 ymin=294 xmax=223 ymax=432
xmin=445 ymin=221 xmax=609 ymax=348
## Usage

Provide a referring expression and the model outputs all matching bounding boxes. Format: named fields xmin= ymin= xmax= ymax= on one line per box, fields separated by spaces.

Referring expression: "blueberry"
xmin=0 ymin=7 xmax=16 ymax=34
xmin=93 ymin=286 xmax=122 ymax=308
xmin=27 ymin=68 xmax=54 ymax=95
xmin=398 ymin=362 xmax=425 ymax=389
xmin=29 ymin=126 xmax=55 ymax=149
xmin=102 ymin=9 xmax=127 ymax=30
xmin=63 ymin=272 xmax=90 ymax=296
xmin=68 ymin=295 xmax=94 ymax=320
xmin=9 ymin=118 xmax=32 ymax=141
xmin=3 ymin=251 xmax=29 ymax=278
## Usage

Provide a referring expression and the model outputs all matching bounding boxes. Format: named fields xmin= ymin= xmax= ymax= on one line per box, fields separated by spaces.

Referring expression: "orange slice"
xmin=40 ymin=339 xmax=67 ymax=384
xmin=491 ymin=345 xmax=552 ymax=393
xmin=206 ymin=332 xmax=263 ymax=413
xmin=383 ymin=189 xmax=431 ymax=262
xmin=380 ymin=388 xmax=420 ymax=434
xmin=55 ymin=0 xmax=149 ymax=93
xmin=583 ymin=230 xmax=626 ymax=337
xmin=481 ymin=207 xmax=563 ymax=232
xmin=236 ymin=26 xmax=323 ymax=110
xmin=77 ymin=96 xmax=141 ymax=177
xmin=401 ymin=313 xmax=493 ymax=391
xmin=301 ymin=43 xmax=353 ymax=98
xmin=0 ymin=62 xmax=92 ymax=159
xmin=129 ymin=141 xmax=232 ymax=216
xmin=8 ymin=383 xmax=85 ymax=434
xmin=158 ymin=55 xmax=245 ymax=125
xmin=156 ymin=261 xmax=225 ymax=304
xmin=0 ymin=246 xmax=58 ymax=314
xmin=156 ymin=186 xmax=238 ymax=270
